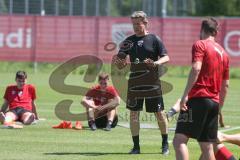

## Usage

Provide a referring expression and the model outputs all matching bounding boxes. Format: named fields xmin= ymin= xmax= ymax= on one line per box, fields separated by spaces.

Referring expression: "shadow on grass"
xmin=44 ymin=152 xmax=161 ymax=156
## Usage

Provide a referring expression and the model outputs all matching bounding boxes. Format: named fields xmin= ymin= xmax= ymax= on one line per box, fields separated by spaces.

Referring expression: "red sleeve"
xmin=223 ymin=55 xmax=230 ymax=80
xmin=192 ymin=40 xmax=205 ymax=63
xmin=29 ymin=85 xmax=37 ymax=100
xmin=85 ymin=88 xmax=95 ymax=98
xmin=3 ymin=86 xmax=9 ymax=101
xmin=108 ymin=86 xmax=118 ymax=97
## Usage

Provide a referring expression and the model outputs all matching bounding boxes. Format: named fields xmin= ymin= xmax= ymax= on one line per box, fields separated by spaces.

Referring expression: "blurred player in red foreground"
xmin=173 ymin=17 xmax=230 ymax=160
xmin=0 ymin=71 xmax=39 ymax=128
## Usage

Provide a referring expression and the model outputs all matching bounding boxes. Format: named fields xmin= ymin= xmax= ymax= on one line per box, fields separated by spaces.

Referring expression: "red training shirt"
xmin=188 ymin=39 xmax=229 ymax=103
xmin=4 ymin=84 xmax=36 ymax=111
xmin=86 ymin=85 xmax=118 ymax=106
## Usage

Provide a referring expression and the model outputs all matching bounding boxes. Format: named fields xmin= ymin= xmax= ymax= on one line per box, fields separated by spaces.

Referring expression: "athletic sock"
xmin=162 ymin=134 xmax=168 ymax=144
xmin=167 ymin=108 xmax=177 ymax=118
xmin=132 ymin=135 xmax=140 ymax=149
xmin=89 ymin=120 xmax=95 ymax=126
xmin=215 ymin=146 xmax=236 ymax=160
xmin=108 ymin=120 xmax=113 ymax=126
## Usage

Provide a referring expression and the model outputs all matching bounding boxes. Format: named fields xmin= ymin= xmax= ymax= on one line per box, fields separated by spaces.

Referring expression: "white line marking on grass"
xmin=118 ymin=122 xmax=240 ymax=134
xmin=219 ymin=126 xmax=240 ymax=133
xmin=118 ymin=123 xmax=158 ymax=129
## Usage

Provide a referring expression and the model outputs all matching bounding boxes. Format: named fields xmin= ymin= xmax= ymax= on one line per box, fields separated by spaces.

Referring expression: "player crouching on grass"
xmin=0 ymin=71 xmax=38 ymax=128
xmin=81 ymin=73 xmax=120 ymax=131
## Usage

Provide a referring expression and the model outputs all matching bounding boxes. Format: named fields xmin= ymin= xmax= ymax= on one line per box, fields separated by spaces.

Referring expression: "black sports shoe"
xmin=162 ymin=142 xmax=169 ymax=155
xmin=104 ymin=122 xmax=111 ymax=131
xmin=129 ymin=148 xmax=140 ymax=154
xmin=90 ymin=122 xmax=97 ymax=131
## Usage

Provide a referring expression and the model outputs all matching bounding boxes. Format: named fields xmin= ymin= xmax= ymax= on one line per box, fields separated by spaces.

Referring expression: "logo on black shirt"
xmin=137 ymin=40 xmax=144 ymax=47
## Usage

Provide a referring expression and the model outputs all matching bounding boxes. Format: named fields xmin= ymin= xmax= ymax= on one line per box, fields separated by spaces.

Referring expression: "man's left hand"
xmin=180 ymin=96 xmax=188 ymax=111
xmin=144 ymin=58 xmax=156 ymax=67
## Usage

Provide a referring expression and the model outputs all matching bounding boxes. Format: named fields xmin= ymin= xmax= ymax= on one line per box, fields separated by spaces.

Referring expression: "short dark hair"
xmin=201 ymin=17 xmax=219 ymax=36
xmin=131 ymin=11 xmax=148 ymax=24
xmin=98 ymin=73 xmax=109 ymax=81
xmin=16 ymin=71 xmax=27 ymax=79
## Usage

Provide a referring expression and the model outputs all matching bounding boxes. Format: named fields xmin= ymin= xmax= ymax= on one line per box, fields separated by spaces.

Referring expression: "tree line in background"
xmin=194 ymin=0 xmax=240 ymax=16
xmin=0 ymin=0 xmax=239 ymax=16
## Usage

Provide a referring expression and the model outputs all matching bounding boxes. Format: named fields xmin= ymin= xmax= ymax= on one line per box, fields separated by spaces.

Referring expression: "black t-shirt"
xmin=118 ymin=34 xmax=167 ymax=63
xmin=117 ymin=34 xmax=168 ymax=95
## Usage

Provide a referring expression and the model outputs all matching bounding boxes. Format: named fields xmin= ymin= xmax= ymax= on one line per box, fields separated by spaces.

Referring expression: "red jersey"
xmin=4 ymin=84 xmax=36 ymax=111
xmin=188 ymin=39 xmax=229 ymax=103
xmin=86 ymin=85 xmax=118 ymax=106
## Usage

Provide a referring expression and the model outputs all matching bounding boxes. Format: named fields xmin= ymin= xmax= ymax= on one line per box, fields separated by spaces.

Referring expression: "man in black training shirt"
xmin=113 ymin=11 xmax=170 ymax=155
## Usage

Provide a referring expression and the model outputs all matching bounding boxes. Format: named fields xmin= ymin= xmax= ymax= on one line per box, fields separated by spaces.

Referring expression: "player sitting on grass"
xmin=213 ymin=131 xmax=240 ymax=160
xmin=53 ymin=73 xmax=120 ymax=131
xmin=0 ymin=71 xmax=38 ymax=128
xmin=81 ymin=73 xmax=120 ymax=131
xmin=217 ymin=132 xmax=240 ymax=147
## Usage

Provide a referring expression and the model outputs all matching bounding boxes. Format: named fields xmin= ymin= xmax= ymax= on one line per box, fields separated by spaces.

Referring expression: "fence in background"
xmin=0 ymin=0 xmax=194 ymax=17
xmin=0 ymin=15 xmax=240 ymax=66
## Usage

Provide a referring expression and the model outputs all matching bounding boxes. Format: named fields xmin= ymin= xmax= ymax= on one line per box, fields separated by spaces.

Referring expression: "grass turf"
xmin=0 ymin=71 xmax=239 ymax=160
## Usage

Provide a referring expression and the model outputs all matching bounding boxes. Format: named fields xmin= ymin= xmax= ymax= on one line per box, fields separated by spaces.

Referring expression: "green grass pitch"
xmin=0 ymin=71 xmax=239 ymax=160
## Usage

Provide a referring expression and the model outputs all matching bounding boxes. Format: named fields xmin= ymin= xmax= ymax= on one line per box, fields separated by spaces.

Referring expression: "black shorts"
xmin=10 ymin=107 xmax=31 ymax=118
xmin=126 ymin=73 xmax=164 ymax=113
xmin=175 ymin=97 xmax=219 ymax=142
xmin=88 ymin=115 xmax=118 ymax=128
xmin=126 ymin=96 xmax=164 ymax=113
